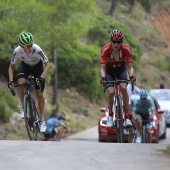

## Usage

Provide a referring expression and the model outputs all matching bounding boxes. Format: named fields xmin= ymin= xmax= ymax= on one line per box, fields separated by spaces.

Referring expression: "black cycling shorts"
xmin=104 ymin=64 xmax=128 ymax=89
xmin=17 ymin=60 xmax=45 ymax=91
xmin=136 ymin=112 xmax=150 ymax=122
xmin=44 ymin=129 xmax=57 ymax=140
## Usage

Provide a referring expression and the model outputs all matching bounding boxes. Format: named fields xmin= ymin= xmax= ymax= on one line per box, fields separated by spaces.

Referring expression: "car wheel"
xmin=153 ymin=131 xmax=159 ymax=143
xmin=160 ymin=126 xmax=167 ymax=139
xmin=98 ymin=138 xmax=107 ymax=142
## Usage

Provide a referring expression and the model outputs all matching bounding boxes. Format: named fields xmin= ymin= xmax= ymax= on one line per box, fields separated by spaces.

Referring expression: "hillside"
xmin=103 ymin=1 xmax=170 ymax=90
xmin=141 ymin=4 xmax=170 ymax=89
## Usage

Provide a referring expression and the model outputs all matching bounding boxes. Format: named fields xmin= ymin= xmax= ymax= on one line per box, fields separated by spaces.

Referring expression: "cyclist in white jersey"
xmin=8 ymin=32 xmax=50 ymax=132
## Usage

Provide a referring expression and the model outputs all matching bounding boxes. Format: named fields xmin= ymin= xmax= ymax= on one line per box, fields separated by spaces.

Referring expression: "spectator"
xmin=50 ymin=106 xmax=70 ymax=121
xmin=43 ymin=115 xmax=67 ymax=141
xmin=160 ymin=83 xmax=165 ymax=89
xmin=50 ymin=105 xmax=70 ymax=134
xmin=127 ymin=81 xmax=140 ymax=96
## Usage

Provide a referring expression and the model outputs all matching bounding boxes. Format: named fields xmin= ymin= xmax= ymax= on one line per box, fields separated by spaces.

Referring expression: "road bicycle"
xmin=104 ymin=78 xmax=134 ymax=143
xmin=10 ymin=76 xmax=41 ymax=141
xmin=133 ymin=119 xmax=153 ymax=143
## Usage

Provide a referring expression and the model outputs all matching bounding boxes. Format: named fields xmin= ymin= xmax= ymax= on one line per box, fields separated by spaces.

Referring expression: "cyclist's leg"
xmin=135 ymin=114 xmax=142 ymax=143
xmin=106 ymin=85 xmax=115 ymax=127
xmin=128 ymin=127 xmax=133 ymax=143
xmin=135 ymin=114 xmax=142 ymax=132
xmin=144 ymin=114 xmax=152 ymax=143
xmin=105 ymin=67 xmax=120 ymax=113
xmin=128 ymin=114 xmax=133 ymax=143
xmin=17 ymin=62 xmax=31 ymax=117
xmin=32 ymin=61 xmax=45 ymax=122
xmin=118 ymin=66 xmax=131 ymax=126
xmin=54 ymin=126 xmax=64 ymax=141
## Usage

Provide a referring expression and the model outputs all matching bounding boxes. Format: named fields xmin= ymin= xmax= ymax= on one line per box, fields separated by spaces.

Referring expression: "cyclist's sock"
xmin=108 ymin=108 xmax=113 ymax=116
xmin=124 ymin=107 xmax=130 ymax=119
xmin=21 ymin=102 xmax=24 ymax=109
xmin=39 ymin=114 xmax=44 ymax=122
xmin=137 ymin=130 xmax=141 ymax=136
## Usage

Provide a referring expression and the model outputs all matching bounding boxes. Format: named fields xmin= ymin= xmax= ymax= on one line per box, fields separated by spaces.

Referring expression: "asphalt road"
xmin=0 ymin=126 xmax=170 ymax=170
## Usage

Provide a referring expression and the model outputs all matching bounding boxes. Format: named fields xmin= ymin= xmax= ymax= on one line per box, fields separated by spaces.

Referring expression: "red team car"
xmin=98 ymin=95 xmax=166 ymax=143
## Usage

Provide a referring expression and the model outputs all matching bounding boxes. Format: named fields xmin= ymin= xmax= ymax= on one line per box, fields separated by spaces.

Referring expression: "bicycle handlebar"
xmin=9 ymin=81 xmax=42 ymax=96
xmin=103 ymin=79 xmax=134 ymax=92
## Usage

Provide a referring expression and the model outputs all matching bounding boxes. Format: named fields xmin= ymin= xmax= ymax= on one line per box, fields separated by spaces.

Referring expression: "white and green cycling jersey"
xmin=11 ymin=44 xmax=48 ymax=66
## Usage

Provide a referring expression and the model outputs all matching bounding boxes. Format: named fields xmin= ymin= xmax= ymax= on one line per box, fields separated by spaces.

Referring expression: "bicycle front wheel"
xmin=141 ymin=127 xmax=147 ymax=143
xmin=24 ymin=95 xmax=38 ymax=141
xmin=116 ymin=96 xmax=124 ymax=143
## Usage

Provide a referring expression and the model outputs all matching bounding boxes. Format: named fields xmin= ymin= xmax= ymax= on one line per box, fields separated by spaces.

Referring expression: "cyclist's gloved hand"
xmin=37 ymin=77 xmax=44 ymax=85
xmin=150 ymin=117 xmax=154 ymax=122
xmin=100 ymin=77 xmax=106 ymax=84
xmin=8 ymin=81 xmax=14 ymax=89
xmin=129 ymin=76 xmax=136 ymax=82
xmin=36 ymin=77 xmax=44 ymax=92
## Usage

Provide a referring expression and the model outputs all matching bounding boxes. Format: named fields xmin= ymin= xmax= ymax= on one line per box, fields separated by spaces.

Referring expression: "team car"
xmin=98 ymin=95 xmax=166 ymax=143
xmin=150 ymin=89 xmax=170 ymax=126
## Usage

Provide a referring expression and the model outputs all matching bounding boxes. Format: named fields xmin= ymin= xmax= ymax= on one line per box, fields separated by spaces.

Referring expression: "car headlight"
xmin=100 ymin=120 xmax=107 ymax=126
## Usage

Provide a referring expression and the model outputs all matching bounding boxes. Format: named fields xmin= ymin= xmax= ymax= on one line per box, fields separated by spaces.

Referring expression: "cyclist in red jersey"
xmin=100 ymin=29 xmax=135 ymax=127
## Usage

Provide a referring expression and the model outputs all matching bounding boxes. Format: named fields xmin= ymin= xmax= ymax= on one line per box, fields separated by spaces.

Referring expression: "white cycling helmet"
xmin=129 ymin=94 xmax=140 ymax=104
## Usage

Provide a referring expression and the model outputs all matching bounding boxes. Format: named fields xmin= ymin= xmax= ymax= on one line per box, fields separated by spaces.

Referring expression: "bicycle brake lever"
xmin=10 ymin=89 xmax=16 ymax=96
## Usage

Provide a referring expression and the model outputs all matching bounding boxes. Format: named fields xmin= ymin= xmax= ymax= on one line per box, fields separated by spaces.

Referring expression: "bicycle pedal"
xmin=36 ymin=119 xmax=39 ymax=123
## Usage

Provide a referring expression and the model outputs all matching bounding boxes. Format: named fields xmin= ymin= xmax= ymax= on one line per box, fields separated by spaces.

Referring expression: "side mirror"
xmin=100 ymin=107 xmax=106 ymax=112
xmin=157 ymin=109 xmax=164 ymax=114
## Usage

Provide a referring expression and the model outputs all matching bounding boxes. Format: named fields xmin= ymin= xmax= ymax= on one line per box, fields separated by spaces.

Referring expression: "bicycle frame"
xmin=104 ymin=79 xmax=133 ymax=143
xmin=141 ymin=120 xmax=151 ymax=143
xmin=133 ymin=119 xmax=152 ymax=143
xmin=10 ymin=76 xmax=40 ymax=141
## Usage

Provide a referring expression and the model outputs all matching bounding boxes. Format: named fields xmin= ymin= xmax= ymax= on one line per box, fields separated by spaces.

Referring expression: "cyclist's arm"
xmin=100 ymin=63 xmax=106 ymax=78
xmin=150 ymin=107 xmax=154 ymax=118
xmin=132 ymin=100 xmax=137 ymax=119
xmin=8 ymin=63 xmax=15 ymax=82
xmin=61 ymin=112 xmax=70 ymax=121
xmin=132 ymin=108 xmax=136 ymax=119
xmin=40 ymin=61 xmax=50 ymax=79
xmin=127 ymin=63 xmax=134 ymax=77
xmin=135 ymin=86 xmax=140 ymax=94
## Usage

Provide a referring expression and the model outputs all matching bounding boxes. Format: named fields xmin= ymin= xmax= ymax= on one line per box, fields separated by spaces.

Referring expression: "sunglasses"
xmin=111 ymin=40 xmax=122 ymax=44
xmin=20 ymin=44 xmax=33 ymax=48
xmin=140 ymin=98 xmax=147 ymax=100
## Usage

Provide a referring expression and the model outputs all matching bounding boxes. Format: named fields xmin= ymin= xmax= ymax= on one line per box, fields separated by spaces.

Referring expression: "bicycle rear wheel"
xmin=24 ymin=95 xmax=39 ymax=141
xmin=116 ymin=96 xmax=124 ymax=143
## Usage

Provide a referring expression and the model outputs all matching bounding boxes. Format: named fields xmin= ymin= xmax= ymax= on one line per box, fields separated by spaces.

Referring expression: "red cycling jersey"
xmin=100 ymin=43 xmax=133 ymax=67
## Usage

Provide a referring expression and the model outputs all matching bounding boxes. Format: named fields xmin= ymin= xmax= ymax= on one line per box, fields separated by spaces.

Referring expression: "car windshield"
xmin=150 ymin=89 xmax=170 ymax=100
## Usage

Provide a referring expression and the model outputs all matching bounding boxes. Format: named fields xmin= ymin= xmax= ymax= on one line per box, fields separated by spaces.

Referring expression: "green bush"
xmin=58 ymin=42 xmax=104 ymax=100
xmin=0 ymin=88 xmax=19 ymax=122
xmin=0 ymin=99 xmax=11 ymax=122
